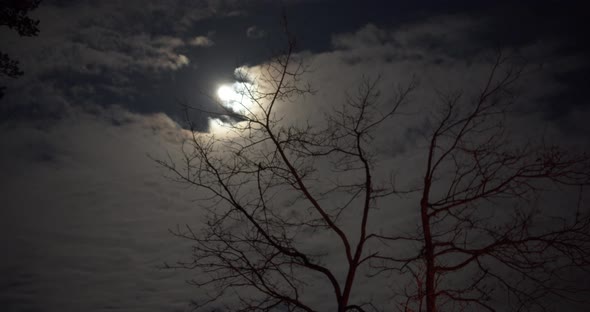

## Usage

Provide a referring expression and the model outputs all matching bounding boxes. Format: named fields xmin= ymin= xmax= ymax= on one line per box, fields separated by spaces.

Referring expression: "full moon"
xmin=217 ymin=85 xmax=236 ymax=102
xmin=210 ymin=83 xmax=253 ymax=135
xmin=216 ymin=83 xmax=254 ymax=114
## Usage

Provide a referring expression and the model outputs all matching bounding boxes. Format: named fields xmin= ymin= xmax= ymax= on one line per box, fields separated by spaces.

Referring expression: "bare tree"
xmin=373 ymin=52 xmax=590 ymax=312
xmin=157 ymin=30 xmax=590 ymax=311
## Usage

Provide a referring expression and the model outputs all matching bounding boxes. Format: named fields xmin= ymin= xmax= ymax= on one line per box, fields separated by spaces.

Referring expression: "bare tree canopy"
xmin=157 ymin=27 xmax=590 ymax=312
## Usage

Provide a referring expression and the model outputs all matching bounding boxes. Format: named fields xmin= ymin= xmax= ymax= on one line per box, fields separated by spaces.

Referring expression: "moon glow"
xmin=216 ymin=84 xmax=253 ymax=113
xmin=210 ymin=83 xmax=256 ymax=134
xmin=217 ymin=85 xmax=236 ymax=102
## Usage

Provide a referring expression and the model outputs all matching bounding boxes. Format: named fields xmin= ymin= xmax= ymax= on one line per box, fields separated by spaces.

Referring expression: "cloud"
xmin=188 ymin=35 xmax=215 ymax=47
xmin=0 ymin=2 xmax=209 ymax=123
xmin=328 ymin=16 xmax=492 ymax=67
xmin=0 ymin=107 xmax=198 ymax=312
xmin=331 ymin=23 xmax=392 ymax=49
xmin=237 ymin=18 xmax=590 ymax=218
xmin=216 ymin=14 xmax=589 ymax=164
xmin=246 ymin=25 xmax=266 ymax=39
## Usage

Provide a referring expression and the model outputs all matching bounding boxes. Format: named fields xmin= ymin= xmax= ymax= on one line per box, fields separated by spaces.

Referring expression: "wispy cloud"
xmin=246 ymin=25 xmax=266 ymax=39
xmin=188 ymin=35 xmax=215 ymax=47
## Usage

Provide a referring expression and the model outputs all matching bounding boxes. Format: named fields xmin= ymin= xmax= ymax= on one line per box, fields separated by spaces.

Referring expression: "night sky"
xmin=1 ymin=1 xmax=590 ymax=311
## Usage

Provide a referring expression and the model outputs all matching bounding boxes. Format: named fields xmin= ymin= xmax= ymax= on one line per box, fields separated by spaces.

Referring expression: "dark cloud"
xmin=0 ymin=0 xmax=251 ymax=127
xmin=246 ymin=25 xmax=266 ymax=39
xmin=2 ymin=1 xmax=588 ymax=127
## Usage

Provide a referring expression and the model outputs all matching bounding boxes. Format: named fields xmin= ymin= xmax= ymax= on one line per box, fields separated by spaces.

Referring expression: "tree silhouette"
xmin=157 ymin=30 xmax=590 ymax=311
xmin=372 ymin=52 xmax=590 ymax=312
xmin=0 ymin=0 xmax=41 ymax=98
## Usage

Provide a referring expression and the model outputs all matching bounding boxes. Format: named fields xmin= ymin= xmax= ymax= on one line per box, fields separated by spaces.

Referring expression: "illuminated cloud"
xmin=188 ymin=35 xmax=215 ymax=47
